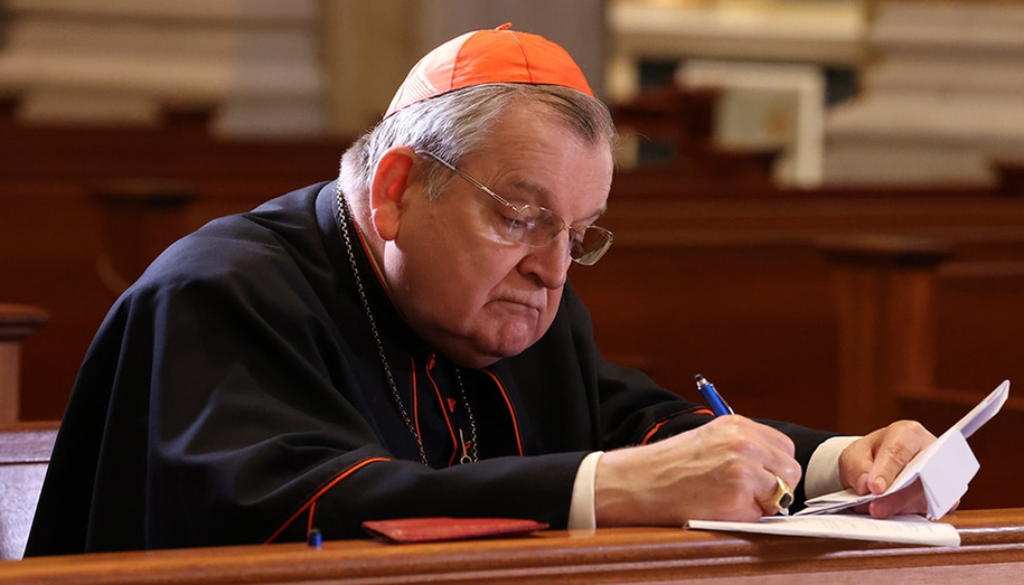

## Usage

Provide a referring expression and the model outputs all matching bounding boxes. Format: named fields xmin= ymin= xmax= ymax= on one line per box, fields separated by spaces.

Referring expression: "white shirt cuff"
xmin=805 ymin=435 xmax=860 ymax=499
xmin=567 ymin=451 xmax=603 ymax=532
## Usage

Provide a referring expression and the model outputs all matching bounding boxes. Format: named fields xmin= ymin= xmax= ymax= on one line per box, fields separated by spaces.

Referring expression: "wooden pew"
xmin=0 ymin=305 xmax=48 ymax=423
xmin=819 ymin=234 xmax=954 ymax=434
xmin=3 ymin=508 xmax=1024 ymax=583
xmin=0 ymin=421 xmax=59 ymax=560
xmin=92 ymin=181 xmax=199 ymax=292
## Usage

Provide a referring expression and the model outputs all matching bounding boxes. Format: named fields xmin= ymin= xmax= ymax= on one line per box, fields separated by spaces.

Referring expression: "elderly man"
xmin=27 ymin=25 xmax=934 ymax=555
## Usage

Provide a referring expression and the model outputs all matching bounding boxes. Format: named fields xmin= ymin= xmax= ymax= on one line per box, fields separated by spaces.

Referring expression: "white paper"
xmin=686 ymin=514 xmax=960 ymax=547
xmin=953 ymin=379 xmax=1009 ymax=438
xmin=918 ymin=430 xmax=978 ymax=518
xmin=799 ymin=380 xmax=1009 ymax=519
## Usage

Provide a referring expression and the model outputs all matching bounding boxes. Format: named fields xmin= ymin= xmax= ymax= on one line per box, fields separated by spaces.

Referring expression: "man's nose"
xmin=519 ymin=231 xmax=571 ymax=289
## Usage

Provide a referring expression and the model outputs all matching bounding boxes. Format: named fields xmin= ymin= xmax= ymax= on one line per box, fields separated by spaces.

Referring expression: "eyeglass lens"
xmin=501 ymin=206 xmax=611 ymax=266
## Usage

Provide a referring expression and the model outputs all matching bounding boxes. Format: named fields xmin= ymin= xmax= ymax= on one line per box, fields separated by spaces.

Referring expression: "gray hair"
xmin=339 ymin=83 xmax=617 ymax=200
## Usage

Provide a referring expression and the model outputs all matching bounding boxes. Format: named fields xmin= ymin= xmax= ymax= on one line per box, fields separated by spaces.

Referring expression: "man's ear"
xmin=369 ymin=146 xmax=417 ymax=241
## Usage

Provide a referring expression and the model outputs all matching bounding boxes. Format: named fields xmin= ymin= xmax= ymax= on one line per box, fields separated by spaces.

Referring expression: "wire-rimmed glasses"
xmin=420 ymin=151 xmax=613 ymax=266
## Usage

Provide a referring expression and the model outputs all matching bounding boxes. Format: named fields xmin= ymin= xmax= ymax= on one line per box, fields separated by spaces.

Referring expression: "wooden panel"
xmin=820 ymin=235 xmax=953 ymax=433
xmin=572 ymin=240 xmax=839 ymax=429
xmin=934 ymin=263 xmax=1024 ymax=392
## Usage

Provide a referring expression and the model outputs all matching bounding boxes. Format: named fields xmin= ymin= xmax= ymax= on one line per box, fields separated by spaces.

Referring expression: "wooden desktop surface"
xmin=3 ymin=508 xmax=1024 ymax=584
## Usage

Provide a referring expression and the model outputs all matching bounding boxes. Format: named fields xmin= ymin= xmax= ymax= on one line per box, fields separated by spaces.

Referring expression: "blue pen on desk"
xmin=695 ymin=374 xmax=734 ymax=416
xmin=307 ymin=528 xmax=322 ymax=550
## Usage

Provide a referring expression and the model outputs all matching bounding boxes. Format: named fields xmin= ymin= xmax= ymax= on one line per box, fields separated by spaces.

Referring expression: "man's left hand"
xmin=837 ymin=420 xmax=951 ymax=519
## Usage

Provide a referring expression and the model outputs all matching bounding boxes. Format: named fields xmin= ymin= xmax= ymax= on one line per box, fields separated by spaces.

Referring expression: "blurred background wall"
xmin=3 ymin=0 xmax=1023 ymax=187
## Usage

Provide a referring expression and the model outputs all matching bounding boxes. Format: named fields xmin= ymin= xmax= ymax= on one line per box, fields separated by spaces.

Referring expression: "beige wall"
xmin=0 ymin=0 xmax=327 ymax=136
xmin=320 ymin=0 xmax=607 ymax=136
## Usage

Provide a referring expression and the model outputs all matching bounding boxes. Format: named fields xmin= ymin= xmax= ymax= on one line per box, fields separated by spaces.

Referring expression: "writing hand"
xmin=594 ymin=416 xmax=802 ymax=526
xmin=838 ymin=420 xmax=949 ymax=518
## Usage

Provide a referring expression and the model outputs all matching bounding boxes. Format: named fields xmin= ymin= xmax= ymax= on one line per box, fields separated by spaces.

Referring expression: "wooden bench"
xmin=0 ymin=305 xmax=48 ymax=423
xmin=0 ymin=421 xmax=59 ymax=560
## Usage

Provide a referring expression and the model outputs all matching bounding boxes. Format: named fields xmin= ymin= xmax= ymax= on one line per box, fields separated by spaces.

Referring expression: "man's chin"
xmin=440 ymin=316 xmax=551 ymax=368
xmin=460 ymin=345 xmax=529 ymax=369
xmin=448 ymin=335 xmax=537 ymax=369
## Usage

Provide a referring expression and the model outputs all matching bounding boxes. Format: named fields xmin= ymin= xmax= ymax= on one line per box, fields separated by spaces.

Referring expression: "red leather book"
xmin=362 ymin=517 xmax=549 ymax=543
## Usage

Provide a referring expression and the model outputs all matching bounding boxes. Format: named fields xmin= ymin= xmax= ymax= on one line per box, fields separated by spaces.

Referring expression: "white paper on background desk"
xmin=686 ymin=514 xmax=960 ymax=547
xmin=798 ymin=380 xmax=1009 ymax=520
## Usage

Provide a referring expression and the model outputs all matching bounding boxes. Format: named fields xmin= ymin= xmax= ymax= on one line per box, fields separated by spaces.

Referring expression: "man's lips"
xmin=492 ymin=298 xmax=543 ymax=313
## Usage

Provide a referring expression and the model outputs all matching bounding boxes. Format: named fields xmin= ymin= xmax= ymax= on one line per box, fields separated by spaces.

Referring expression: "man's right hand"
xmin=593 ymin=415 xmax=802 ymax=526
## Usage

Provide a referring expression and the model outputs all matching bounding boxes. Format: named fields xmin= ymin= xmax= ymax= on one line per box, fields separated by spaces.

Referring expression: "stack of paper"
xmin=687 ymin=514 xmax=960 ymax=547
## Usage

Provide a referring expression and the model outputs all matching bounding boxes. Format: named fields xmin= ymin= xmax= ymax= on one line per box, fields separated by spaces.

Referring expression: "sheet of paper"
xmin=686 ymin=514 xmax=960 ymax=547
xmin=953 ymin=379 xmax=1010 ymax=438
xmin=798 ymin=380 xmax=1009 ymax=519
xmin=917 ymin=430 xmax=978 ymax=517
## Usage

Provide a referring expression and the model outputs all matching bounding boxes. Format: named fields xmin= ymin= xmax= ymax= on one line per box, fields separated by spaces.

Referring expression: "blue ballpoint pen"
xmin=695 ymin=373 xmax=734 ymax=416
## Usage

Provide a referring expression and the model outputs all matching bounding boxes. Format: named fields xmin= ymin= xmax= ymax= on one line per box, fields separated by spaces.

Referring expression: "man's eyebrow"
xmin=506 ymin=176 xmax=550 ymax=202
xmin=583 ymin=205 xmax=608 ymax=224
xmin=508 ymin=177 xmax=609 ymax=224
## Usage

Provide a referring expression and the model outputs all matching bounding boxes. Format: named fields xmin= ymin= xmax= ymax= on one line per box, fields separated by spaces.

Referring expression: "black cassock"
xmin=26 ymin=182 xmax=835 ymax=555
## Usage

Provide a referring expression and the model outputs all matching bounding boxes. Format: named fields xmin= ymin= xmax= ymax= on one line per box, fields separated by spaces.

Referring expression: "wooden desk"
xmin=4 ymin=509 xmax=1024 ymax=584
